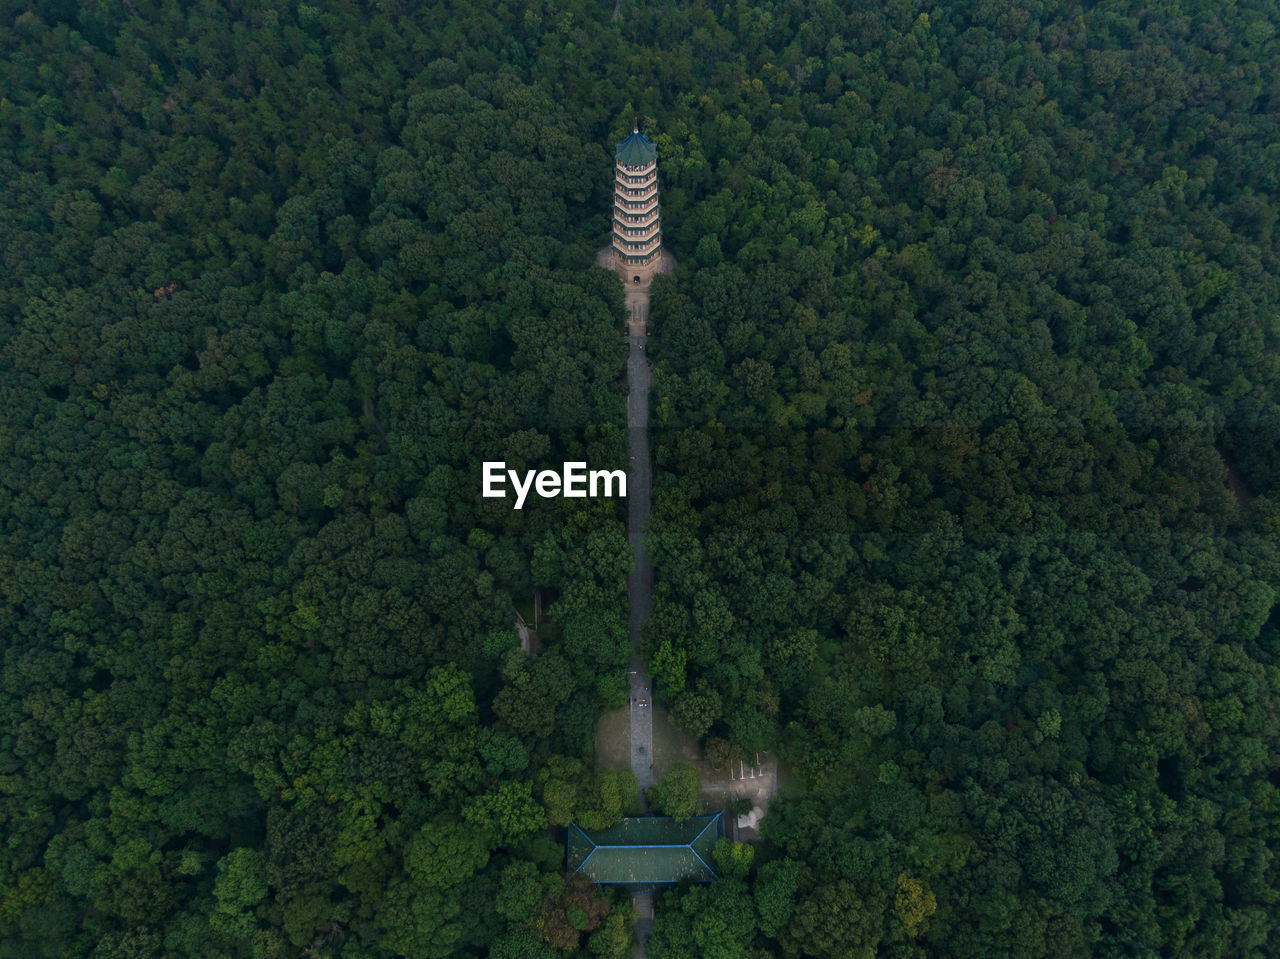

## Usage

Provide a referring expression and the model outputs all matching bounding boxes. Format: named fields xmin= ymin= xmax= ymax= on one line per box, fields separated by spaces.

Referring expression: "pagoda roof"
xmin=566 ymin=813 xmax=721 ymax=884
xmin=615 ymin=129 xmax=657 ymax=167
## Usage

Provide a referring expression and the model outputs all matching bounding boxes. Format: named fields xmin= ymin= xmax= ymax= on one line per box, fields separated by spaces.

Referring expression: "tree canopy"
xmin=3 ymin=0 xmax=1280 ymax=957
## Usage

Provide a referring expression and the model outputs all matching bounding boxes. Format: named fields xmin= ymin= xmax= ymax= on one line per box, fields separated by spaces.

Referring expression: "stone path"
xmin=625 ymin=289 xmax=656 ymax=957
xmin=626 ymin=308 xmax=655 ymax=795
xmin=625 ymin=287 xmax=649 ymax=335
xmin=631 ymin=891 xmax=654 ymax=959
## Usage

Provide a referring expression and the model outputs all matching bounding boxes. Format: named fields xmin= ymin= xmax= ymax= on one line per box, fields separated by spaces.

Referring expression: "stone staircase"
xmin=632 ymin=891 xmax=654 ymax=959
xmin=632 ymin=891 xmax=653 ymax=920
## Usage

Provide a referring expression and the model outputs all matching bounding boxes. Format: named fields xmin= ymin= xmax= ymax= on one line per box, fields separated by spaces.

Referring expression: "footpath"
xmin=624 ymin=288 xmax=655 ymax=957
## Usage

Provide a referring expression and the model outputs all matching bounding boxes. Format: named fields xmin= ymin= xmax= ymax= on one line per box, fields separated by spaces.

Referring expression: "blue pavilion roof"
xmin=567 ymin=813 xmax=722 ymax=884
xmin=615 ymin=129 xmax=657 ymax=167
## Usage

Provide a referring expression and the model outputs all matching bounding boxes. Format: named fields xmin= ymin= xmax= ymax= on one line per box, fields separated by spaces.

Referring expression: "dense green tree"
xmin=647 ymin=762 xmax=703 ymax=823
xmin=4 ymin=1 xmax=1280 ymax=957
xmin=648 ymin=879 xmax=757 ymax=959
xmin=537 ymin=878 xmax=611 ymax=951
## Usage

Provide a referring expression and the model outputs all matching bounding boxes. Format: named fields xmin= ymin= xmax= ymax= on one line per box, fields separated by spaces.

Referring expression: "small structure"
xmin=566 ymin=813 xmax=722 ymax=886
xmin=610 ymin=127 xmax=664 ymax=286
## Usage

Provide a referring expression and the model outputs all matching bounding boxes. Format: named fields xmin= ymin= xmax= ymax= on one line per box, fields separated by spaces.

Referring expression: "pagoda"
xmin=610 ymin=126 xmax=663 ymax=285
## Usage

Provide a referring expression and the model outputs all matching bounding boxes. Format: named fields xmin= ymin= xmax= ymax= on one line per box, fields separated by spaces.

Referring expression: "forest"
xmin=2 ymin=1 xmax=1279 ymax=957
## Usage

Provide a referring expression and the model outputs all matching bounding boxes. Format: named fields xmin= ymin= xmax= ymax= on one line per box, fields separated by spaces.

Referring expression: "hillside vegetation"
xmin=2 ymin=2 xmax=1279 ymax=958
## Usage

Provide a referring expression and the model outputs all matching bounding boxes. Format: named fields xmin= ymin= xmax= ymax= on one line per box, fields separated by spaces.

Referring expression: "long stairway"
xmin=625 ymin=289 xmax=655 ymax=956
xmin=626 ymin=290 xmax=655 ymax=795
xmin=631 ymin=891 xmax=654 ymax=959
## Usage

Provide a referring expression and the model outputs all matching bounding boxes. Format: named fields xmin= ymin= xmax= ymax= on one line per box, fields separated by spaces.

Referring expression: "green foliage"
xmin=537 ymin=879 xmax=609 ymax=951
xmin=754 ymin=858 xmax=805 ymax=940
xmin=647 ymin=762 xmax=703 ymax=823
xmin=211 ymin=848 xmax=267 ymax=940
xmin=490 ymin=931 xmax=559 ymax=959
xmin=650 ymin=639 xmax=688 ymax=695
xmin=537 ymin=756 xmax=638 ymax=829
xmin=587 ymin=910 xmax=632 ymax=958
xmin=376 ymin=880 xmax=464 ymax=959
xmin=649 ymin=879 xmax=757 ymax=959
xmin=712 ymin=839 xmax=754 ymax=879
xmin=495 ymin=861 xmax=553 ymax=931
xmin=894 ymin=873 xmax=937 ymax=939
xmin=404 ymin=819 xmax=489 ymax=890
xmin=464 ymin=782 xmax=546 ymax=847
xmin=5 ymin=1 xmax=1280 ymax=956
xmin=704 ymin=737 xmax=740 ymax=773
xmin=1 ymin=4 xmax=642 ymax=948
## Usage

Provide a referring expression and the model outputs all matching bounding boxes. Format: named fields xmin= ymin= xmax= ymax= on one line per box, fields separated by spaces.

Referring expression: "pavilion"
xmin=566 ymin=813 xmax=722 ymax=885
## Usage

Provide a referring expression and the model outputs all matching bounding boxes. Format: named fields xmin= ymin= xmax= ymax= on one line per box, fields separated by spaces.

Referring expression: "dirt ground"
xmin=593 ymin=702 xmax=700 ymax=778
xmin=595 ymin=702 xmax=784 ymax=838
xmin=595 ymin=706 xmax=631 ymax=770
